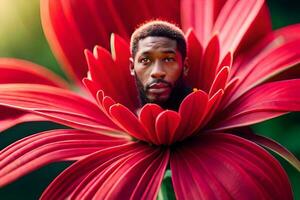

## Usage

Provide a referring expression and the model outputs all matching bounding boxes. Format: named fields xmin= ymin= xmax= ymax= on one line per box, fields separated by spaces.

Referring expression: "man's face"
xmin=131 ymin=36 xmax=184 ymax=105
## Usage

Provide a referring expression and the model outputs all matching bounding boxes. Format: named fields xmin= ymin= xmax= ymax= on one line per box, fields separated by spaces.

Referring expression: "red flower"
xmin=0 ymin=0 xmax=300 ymax=199
xmin=0 ymin=59 xmax=69 ymax=132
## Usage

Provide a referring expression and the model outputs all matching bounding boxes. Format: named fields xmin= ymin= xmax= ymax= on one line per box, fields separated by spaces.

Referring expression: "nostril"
xmin=151 ymin=71 xmax=166 ymax=79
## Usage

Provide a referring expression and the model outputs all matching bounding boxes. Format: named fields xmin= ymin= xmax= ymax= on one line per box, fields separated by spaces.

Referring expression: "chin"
xmin=148 ymin=96 xmax=170 ymax=105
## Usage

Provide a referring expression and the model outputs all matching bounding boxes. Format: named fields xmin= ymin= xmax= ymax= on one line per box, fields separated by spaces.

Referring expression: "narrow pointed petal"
xmin=217 ymin=52 xmax=232 ymax=73
xmin=85 ymin=35 xmax=139 ymax=111
xmin=72 ymin=145 xmax=162 ymax=199
xmin=185 ymin=29 xmax=203 ymax=88
xmin=41 ymin=0 xmax=180 ymax=83
xmin=202 ymin=89 xmax=224 ymax=127
xmin=41 ymin=143 xmax=142 ymax=199
xmin=217 ymin=78 xmax=239 ymax=112
xmin=102 ymin=96 xmax=117 ymax=114
xmin=82 ymin=78 xmax=99 ymax=98
xmin=111 ymin=34 xmax=140 ymax=110
xmin=95 ymin=91 xmax=116 ymax=118
xmin=231 ymin=24 xmax=300 ymax=79
xmin=213 ymin=0 xmax=269 ymax=58
xmin=212 ymin=80 xmax=300 ymax=130
xmin=109 ymin=104 xmax=150 ymax=141
xmin=209 ymin=66 xmax=229 ymax=97
xmin=0 ymin=129 xmax=127 ymax=187
xmin=180 ymin=0 xmax=226 ymax=46
xmin=129 ymin=150 xmax=169 ymax=200
xmin=155 ymin=110 xmax=181 ymax=145
xmin=85 ymin=48 xmax=117 ymax=98
xmin=228 ymin=39 xmax=300 ymax=104
xmin=175 ymin=91 xmax=208 ymax=141
xmin=242 ymin=133 xmax=300 ymax=171
xmin=0 ymin=110 xmax=44 ymax=132
xmin=199 ymin=35 xmax=220 ymax=92
xmin=0 ymin=84 xmax=121 ymax=134
xmin=0 ymin=58 xmax=69 ymax=131
xmin=41 ymin=0 xmax=88 ymax=84
xmin=0 ymin=58 xmax=68 ymax=88
xmin=41 ymin=143 xmax=169 ymax=200
xmin=93 ymin=148 xmax=169 ymax=200
xmin=234 ymin=3 xmax=272 ymax=56
xmin=171 ymin=133 xmax=293 ymax=200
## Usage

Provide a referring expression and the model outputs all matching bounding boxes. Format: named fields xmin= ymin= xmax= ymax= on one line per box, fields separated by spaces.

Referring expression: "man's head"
xmin=129 ymin=21 xmax=188 ymax=108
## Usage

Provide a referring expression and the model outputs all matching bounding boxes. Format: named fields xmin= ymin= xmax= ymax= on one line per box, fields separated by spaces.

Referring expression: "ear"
xmin=183 ymin=58 xmax=189 ymax=77
xmin=129 ymin=57 xmax=135 ymax=76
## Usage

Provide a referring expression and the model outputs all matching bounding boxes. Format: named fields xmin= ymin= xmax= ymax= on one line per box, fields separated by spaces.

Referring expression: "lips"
xmin=148 ymin=82 xmax=171 ymax=95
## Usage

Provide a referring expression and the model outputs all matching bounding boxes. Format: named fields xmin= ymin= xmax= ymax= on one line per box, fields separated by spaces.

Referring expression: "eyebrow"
xmin=140 ymin=50 xmax=176 ymax=55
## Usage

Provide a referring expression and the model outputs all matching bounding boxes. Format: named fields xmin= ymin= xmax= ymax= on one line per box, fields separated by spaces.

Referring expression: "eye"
xmin=139 ymin=57 xmax=151 ymax=65
xmin=163 ymin=57 xmax=176 ymax=62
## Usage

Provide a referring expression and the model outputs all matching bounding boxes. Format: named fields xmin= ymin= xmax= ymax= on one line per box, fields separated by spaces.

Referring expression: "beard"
xmin=134 ymin=72 xmax=189 ymax=110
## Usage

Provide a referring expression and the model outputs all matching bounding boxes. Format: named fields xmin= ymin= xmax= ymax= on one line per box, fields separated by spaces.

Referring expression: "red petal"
xmin=202 ymin=89 xmax=224 ymax=128
xmin=93 ymin=148 xmax=169 ymax=199
xmin=85 ymin=35 xmax=140 ymax=111
xmin=217 ymin=78 xmax=239 ymax=112
xmin=85 ymin=48 xmax=120 ymax=100
xmin=139 ymin=104 xmax=164 ymax=144
xmin=41 ymin=0 xmax=88 ymax=84
xmin=41 ymin=143 xmax=169 ymax=200
xmin=199 ymin=35 xmax=220 ymax=92
xmin=102 ymin=96 xmax=117 ymax=114
xmin=180 ymin=0 xmax=226 ymax=46
xmin=41 ymin=0 xmax=180 ymax=83
xmin=82 ymin=78 xmax=99 ymax=98
xmin=231 ymin=24 xmax=300 ymax=79
xmin=209 ymin=66 xmax=229 ymax=97
xmin=171 ymin=133 xmax=293 ymax=199
xmin=95 ymin=90 xmax=105 ymax=109
xmin=0 ymin=58 xmax=69 ymax=131
xmin=234 ymin=3 xmax=272 ymax=57
xmin=94 ymin=91 xmax=116 ymax=119
xmin=175 ymin=90 xmax=208 ymax=141
xmin=217 ymin=52 xmax=232 ymax=73
xmin=0 ymin=110 xmax=44 ymax=132
xmin=242 ymin=133 xmax=300 ymax=171
xmin=0 ymin=58 xmax=68 ymax=88
xmin=71 ymin=145 xmax=158 ymax=199
xmin=212 ymin=80 xmax=300 ymax=130
xmin=229 ymin=40 xmax=300 ymax=105
xmin=41 ymin=143 xmax=142 ymax=199
xmin=155 ymin=110 xmax=181 ymax=145
xmin=111 ymin=34 xmax=140 ymax=110
xmin=185 ymin=29 xmax=203 ymax=88
xmin=0 ymin=84 xmax=121 ymax=135
xmin=213 ymin=0 xmax=267 ymax=58
xmin=109 ymin=104 xmax=150 ymax=141
xmin=0 ymin=129 xmax=127 ymax=187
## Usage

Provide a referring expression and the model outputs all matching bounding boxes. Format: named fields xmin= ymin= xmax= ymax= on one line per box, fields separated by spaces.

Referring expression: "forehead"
xmin=136 ymin=36 xmax=177 ymax=55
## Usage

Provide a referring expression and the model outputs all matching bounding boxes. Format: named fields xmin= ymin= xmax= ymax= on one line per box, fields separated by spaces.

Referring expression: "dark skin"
xmin=130 ymin=36 xmax=189 ymax=110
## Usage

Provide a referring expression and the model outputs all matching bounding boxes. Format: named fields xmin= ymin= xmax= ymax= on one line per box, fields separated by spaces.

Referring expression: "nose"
xmin=150 ymin=61 xmax=166 ymax=79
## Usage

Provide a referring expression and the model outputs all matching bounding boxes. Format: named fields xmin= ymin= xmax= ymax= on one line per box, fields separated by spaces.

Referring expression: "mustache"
xmin=146 ymin=79 xmax=172 ymax=90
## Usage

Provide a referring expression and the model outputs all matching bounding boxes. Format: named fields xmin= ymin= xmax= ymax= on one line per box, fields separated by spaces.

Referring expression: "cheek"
xmin=167 ymin=64 xmax=182 ymax=83
xmin=135 ymin=65 xmax=151 ymax=86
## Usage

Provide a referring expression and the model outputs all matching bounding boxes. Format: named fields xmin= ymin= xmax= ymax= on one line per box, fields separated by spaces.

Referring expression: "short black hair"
xmin=130 ymin=20 xmax=186 ymax=59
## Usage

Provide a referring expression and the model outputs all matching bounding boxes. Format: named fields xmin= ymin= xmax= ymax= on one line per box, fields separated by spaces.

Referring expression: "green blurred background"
xmin=0 ymin=0 xmax=299 ymax=199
